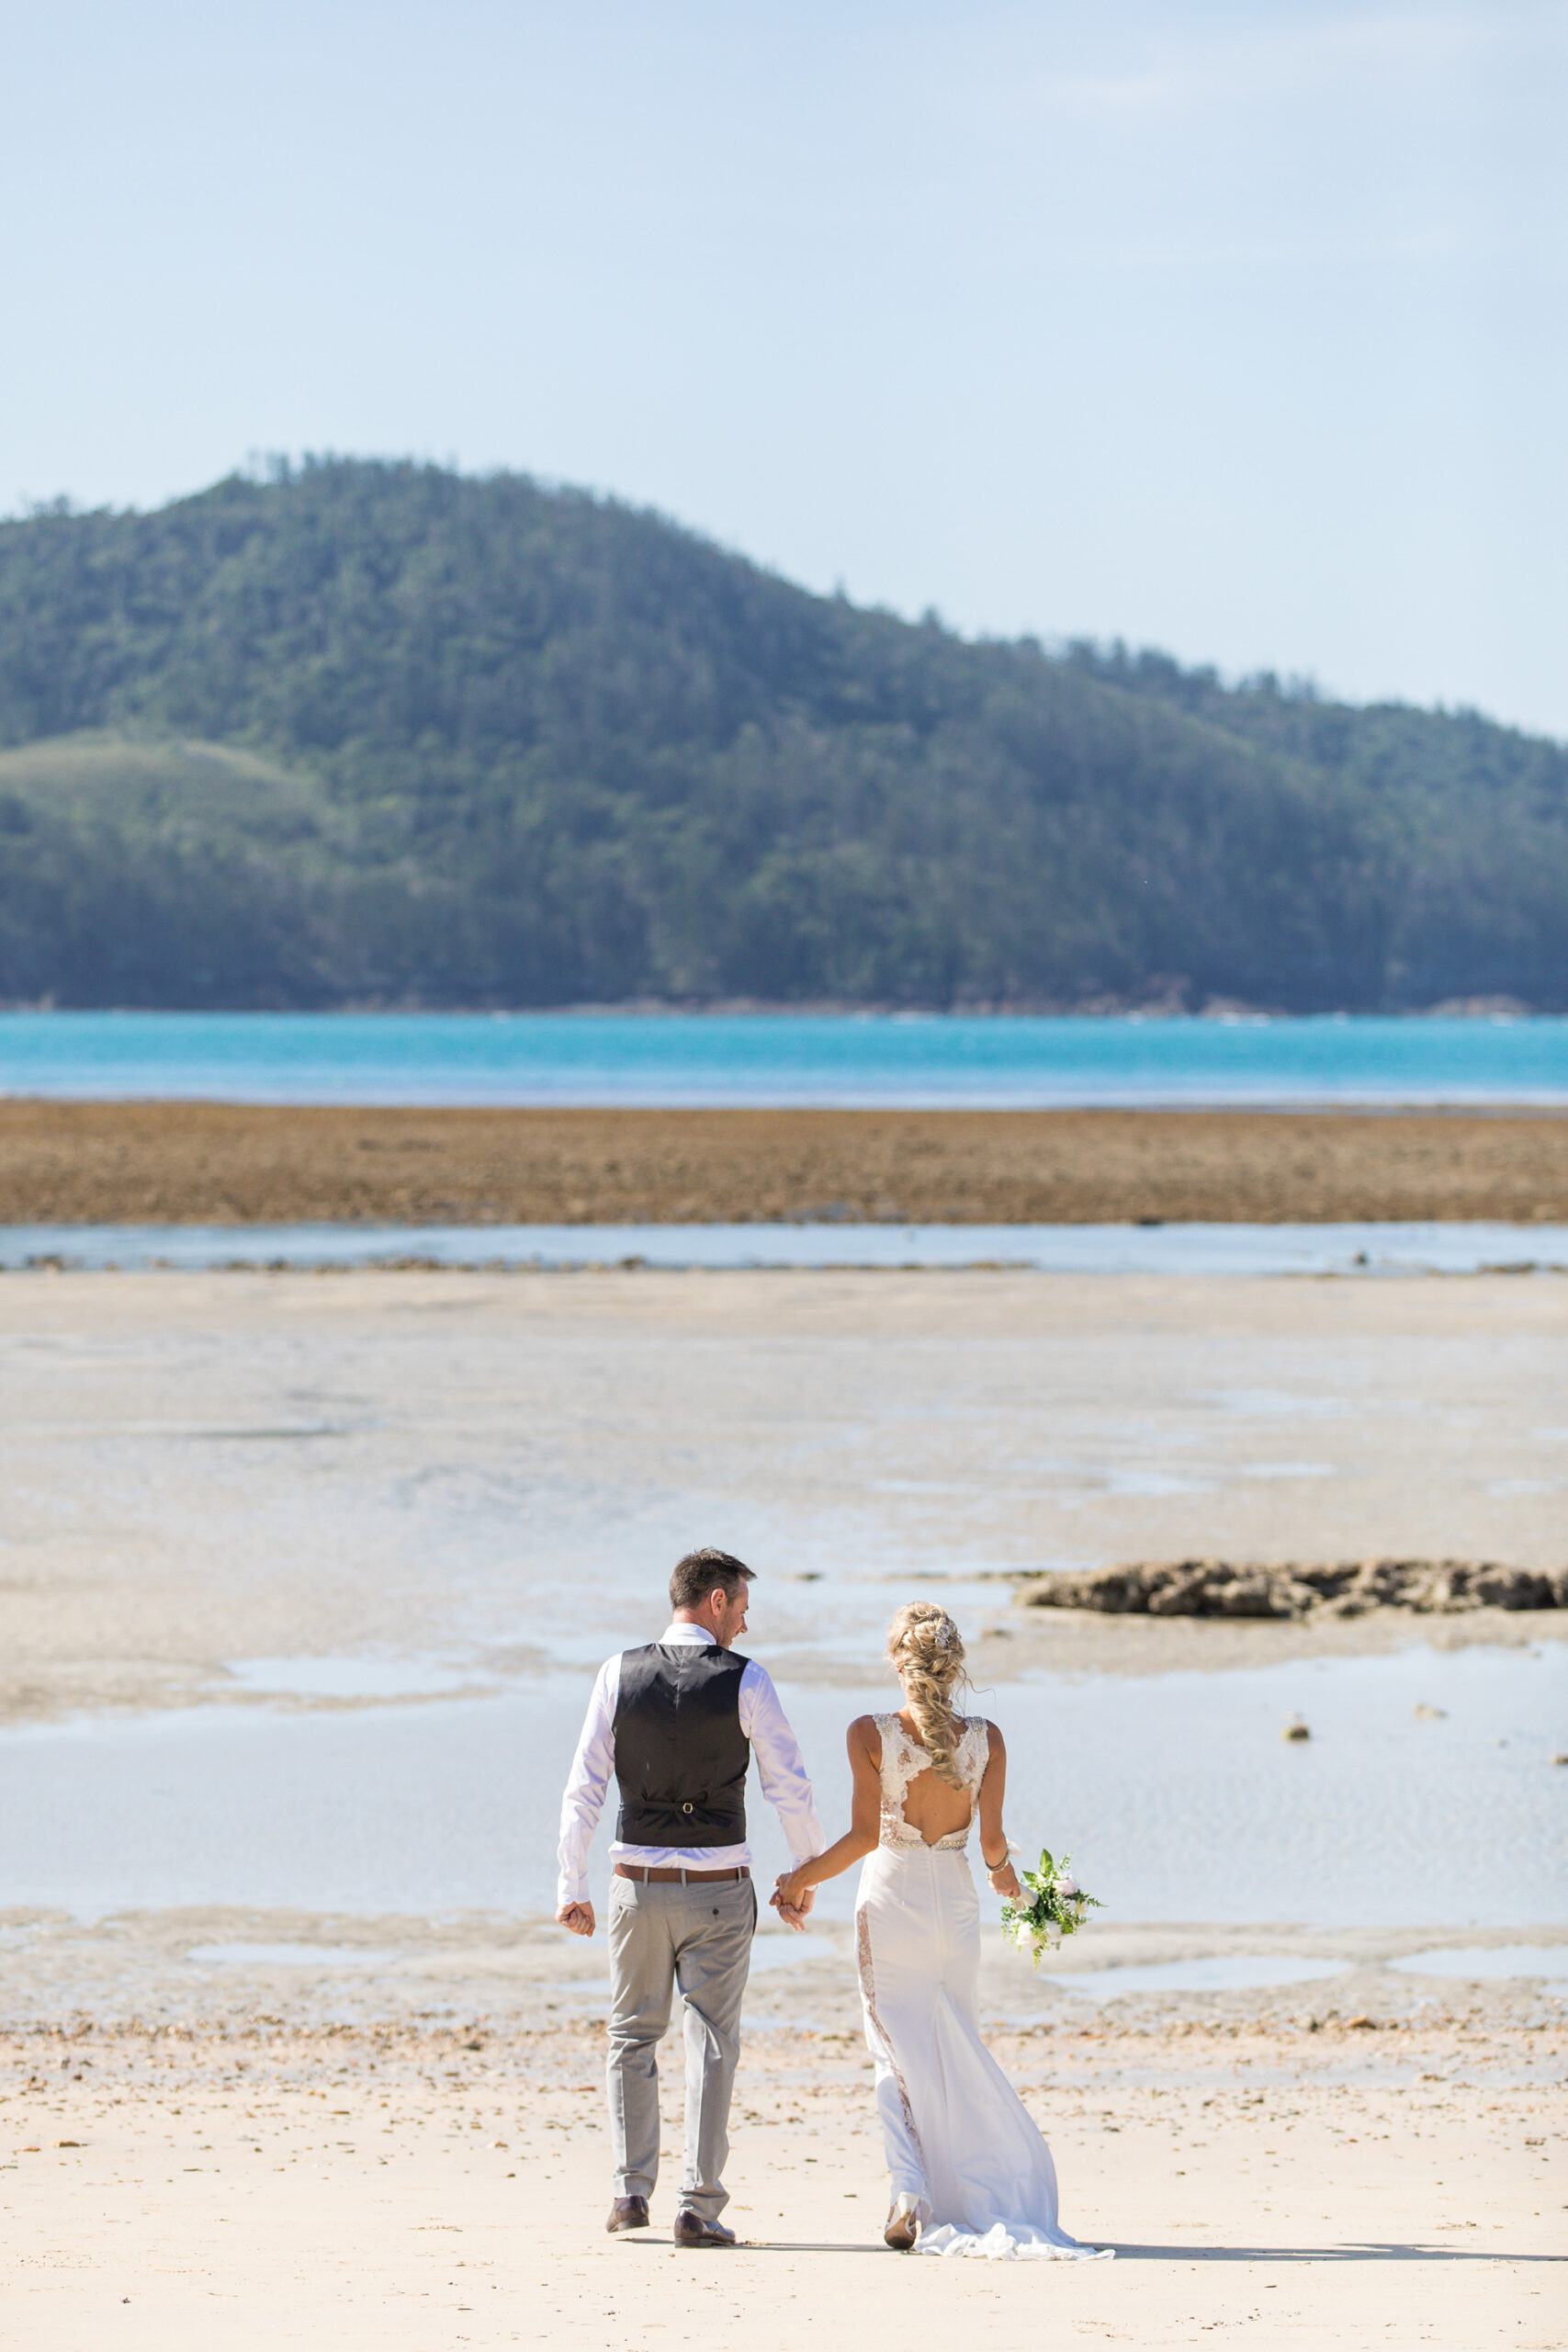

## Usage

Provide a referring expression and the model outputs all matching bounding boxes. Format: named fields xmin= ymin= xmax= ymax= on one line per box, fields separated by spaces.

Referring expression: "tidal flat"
xmin=2 ymin=1263 xmax=1563 ymax=1925
xmin=4 ymin=1264 xmax=1565 ymax=1711
xmin=3 ymin=1267 xmax=1564 ymax=2346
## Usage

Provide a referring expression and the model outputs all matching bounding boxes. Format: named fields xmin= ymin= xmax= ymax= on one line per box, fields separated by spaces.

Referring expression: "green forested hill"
xmin=0 ymin=458 xmax=1562 ymax=1009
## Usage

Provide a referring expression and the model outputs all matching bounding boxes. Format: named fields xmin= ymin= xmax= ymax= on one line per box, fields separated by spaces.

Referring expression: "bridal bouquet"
xmin=1000 ymin=1849 xmax=1102 ymax=1966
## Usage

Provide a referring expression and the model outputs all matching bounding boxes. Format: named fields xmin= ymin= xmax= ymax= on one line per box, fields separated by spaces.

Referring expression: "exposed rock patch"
xmin=1014 ymin=1558 xmax=1567 ymax=1620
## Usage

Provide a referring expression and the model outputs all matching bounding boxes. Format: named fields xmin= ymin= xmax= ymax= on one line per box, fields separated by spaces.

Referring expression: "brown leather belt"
xmin=615 ymin=1862 xmax=750 ymax=1885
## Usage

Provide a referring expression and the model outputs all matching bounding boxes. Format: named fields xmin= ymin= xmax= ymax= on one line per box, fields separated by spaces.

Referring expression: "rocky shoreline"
xmin=1014 ymin=1556 xmax=1567 ymax=1619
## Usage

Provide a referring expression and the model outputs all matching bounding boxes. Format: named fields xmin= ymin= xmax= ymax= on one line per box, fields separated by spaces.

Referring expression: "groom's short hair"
xmin=670 ymin=1548 xmax=755 ymax=1610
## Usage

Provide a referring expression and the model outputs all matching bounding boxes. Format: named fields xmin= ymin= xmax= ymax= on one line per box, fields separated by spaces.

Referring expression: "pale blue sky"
xmin=5 ymin=2 xmax=1563 ymax=733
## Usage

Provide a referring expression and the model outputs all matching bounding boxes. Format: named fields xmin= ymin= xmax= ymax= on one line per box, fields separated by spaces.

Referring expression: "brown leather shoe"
xmin=884 ymin=2202 xmax=919 ymax=2251
xmin=606 ymin=2196 xmax=649 ymax=2233
xmin=672 ymin=2209 xmax=737 ymax=2247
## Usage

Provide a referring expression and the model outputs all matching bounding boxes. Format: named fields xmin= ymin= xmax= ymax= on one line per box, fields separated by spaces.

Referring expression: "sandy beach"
xmin=7 ymin=2007 xmax=1564 ymax=2350
xmin=4 ymin=1266 xmax=1565 ymax=2345
xmin=5 ymin=1099 xmax=1568 ymax=1225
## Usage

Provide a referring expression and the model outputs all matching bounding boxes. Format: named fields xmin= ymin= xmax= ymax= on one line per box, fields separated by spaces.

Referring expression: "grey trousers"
xmin=605 ymin=1871 xmax=756 ymax=2221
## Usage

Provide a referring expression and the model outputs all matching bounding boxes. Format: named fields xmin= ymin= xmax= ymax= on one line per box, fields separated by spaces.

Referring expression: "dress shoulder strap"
xmin=874 ymin=1713 xmax=925 ymax=1799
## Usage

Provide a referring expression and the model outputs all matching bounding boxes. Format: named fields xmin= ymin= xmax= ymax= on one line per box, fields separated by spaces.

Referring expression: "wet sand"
xmin=7 ymin=1902 xmax=1568 ymax=2038
xmin=2 ymin=1267 xmax=1566 ymax=1724
xmin=7 ymin=2007 xmax=1563 ymax=2350
xmin=6 ymin=1100 xmax=1568 ymax=1225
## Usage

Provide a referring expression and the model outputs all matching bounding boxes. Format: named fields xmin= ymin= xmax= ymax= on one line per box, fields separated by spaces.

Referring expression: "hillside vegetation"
xmin=0 ymin=458 xmax=1562 ymax=1010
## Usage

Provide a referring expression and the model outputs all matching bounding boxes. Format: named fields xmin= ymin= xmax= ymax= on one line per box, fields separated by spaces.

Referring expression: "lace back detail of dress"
xmin=874 ymin=1712 xmax=988 ymax=1849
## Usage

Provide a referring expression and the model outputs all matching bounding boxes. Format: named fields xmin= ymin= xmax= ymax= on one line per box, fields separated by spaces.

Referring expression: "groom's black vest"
xmin=613 ymin=1643 xmax=750 ymax=1849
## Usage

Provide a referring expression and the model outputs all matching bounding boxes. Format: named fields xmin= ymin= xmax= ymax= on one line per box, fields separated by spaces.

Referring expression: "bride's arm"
xmin=773 ymin=1717 xmax=882 ymax=1909
xmin=976 ymin=1723 xmax=1022 ymax=1901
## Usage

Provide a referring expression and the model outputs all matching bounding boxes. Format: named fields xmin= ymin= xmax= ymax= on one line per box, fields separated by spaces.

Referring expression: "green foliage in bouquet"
xmin=1000 ymin=1849 xmax=1103 ymax=1967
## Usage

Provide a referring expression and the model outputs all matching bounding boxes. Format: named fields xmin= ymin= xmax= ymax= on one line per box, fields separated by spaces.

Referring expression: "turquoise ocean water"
xmin=1 ymin=1009 xmax=1564 ymax=1105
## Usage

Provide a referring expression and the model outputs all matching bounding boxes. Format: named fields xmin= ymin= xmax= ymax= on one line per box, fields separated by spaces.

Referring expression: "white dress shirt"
xmin=556 ymin=1622 xmax=826 ymax=1909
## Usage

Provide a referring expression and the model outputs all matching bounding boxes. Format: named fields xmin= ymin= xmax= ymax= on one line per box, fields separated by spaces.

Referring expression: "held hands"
xmin=770 ymin=1871 xmax=817 ymax=1930
xmin=557 ymin=1901 xmax=597 ymax=1939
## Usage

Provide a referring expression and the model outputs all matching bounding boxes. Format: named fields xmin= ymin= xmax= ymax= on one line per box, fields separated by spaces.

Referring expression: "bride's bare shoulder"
xmin=848 ymin=1712 xmax=883 ymax=1763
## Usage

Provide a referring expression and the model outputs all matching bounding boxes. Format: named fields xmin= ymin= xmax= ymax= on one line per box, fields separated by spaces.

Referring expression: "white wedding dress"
xmin=855 ymin=1713 xmax=1112 ymax=2261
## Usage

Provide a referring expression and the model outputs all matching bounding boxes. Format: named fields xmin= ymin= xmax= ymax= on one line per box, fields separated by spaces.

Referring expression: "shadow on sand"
xmin=623 ymin=2235 xmax=1564 ymax=2265
xmin=1109 ymin=2241 xmax=1565 ymax=2266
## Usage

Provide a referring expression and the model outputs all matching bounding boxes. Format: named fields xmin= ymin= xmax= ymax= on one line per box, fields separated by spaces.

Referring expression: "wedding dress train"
xmin=855 ymin=1713 xmax=1112 ymax=2261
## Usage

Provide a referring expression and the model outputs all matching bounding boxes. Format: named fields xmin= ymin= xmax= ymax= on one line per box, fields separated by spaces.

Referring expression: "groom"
xmin=557 ymin=1548 xmax=825 ymax=2245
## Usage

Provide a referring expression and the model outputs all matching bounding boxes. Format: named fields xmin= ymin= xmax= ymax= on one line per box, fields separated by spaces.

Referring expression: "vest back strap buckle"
xmin=615 ymin=1863 xmax=750 ymax=1885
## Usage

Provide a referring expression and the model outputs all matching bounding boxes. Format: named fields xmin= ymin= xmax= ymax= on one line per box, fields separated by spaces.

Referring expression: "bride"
xmin=773 ymin=1602 xmax=1111 ymax=2261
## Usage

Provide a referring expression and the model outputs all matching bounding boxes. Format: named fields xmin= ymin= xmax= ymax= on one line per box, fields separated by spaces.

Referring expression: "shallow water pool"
xmin=4 ymin=1645 xmax=1562 ymax=1931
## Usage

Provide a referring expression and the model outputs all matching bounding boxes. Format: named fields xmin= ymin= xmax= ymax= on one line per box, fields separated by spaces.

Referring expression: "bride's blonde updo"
xmin=886 ymin=1601 xmax=968 ymax=1788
